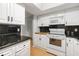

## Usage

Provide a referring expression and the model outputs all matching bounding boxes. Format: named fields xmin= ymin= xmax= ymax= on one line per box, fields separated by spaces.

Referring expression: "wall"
xmin=32 ymin=16 xmax=39 ymax=34
xmin=21 ymin=12 xmax=33 ymax=37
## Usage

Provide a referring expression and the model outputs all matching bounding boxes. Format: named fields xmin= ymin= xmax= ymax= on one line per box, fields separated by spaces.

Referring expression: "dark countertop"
xmin=0 ymin=36 xmax=30 ymax=49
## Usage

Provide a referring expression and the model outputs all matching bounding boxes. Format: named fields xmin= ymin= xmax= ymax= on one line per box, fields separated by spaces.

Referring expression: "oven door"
xmin=48 ymin=35 xmax=66 ymax=52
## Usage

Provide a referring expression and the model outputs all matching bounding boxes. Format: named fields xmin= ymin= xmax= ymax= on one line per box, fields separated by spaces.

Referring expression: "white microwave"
xmin=49 ymin=16 xmax=64 ymax=25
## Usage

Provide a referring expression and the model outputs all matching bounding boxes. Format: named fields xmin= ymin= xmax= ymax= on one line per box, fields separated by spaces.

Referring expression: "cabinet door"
xmin=15 ymin=40 xmax=30 ymax=56
xmin=38 ymin=18 xmax=43 ymax=26
xmin=0 ymin=4 xmax=8 ymax=23
xmin=33 ymin=34 xmax=39 ymax=47
xmin=10 ymin=3 xmax=15 ymax=23
xmin=0 ymin=47 xmax=14 ymax=56
xmin=15 ymin=48 xmax=26 ymax=56
xmin=65 ymin=11 xmax=79 ymax=26
xmin=38 ymin=17 xmax=50 ymax=26
xmin=65 ymin=12 xmax=73 ymax=26
xmin=41 ymin=35 xmax=49 ymax=49
xmin=66 ymin=38 xmax=74 ymax=56
xmin=13 ymin=4 xmax=25 ymax=25
xmin=15 ymin=46 xmax=29 ymax=56
xmin=2 ymin=50 xmax=13 ymax=56
xmin=74 ymin=39 xmax=79 ymax=56
xmin=0 ymin=4 xmax=2 ymax=20
xmin=2 ymin=4 xmax=8 ymax=23
xmin=43 ymin=19 xmax=49 ymax=26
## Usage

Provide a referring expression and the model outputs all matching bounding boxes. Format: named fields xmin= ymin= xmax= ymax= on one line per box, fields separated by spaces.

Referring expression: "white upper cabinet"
xmin=38 ymin=17 xmax=49 ymax=26
xmin=38 ymin=14 xmax=65 ymax=26
xmin=0 ymin=4 xmax=2 ymax=20
xmin=65 ymin=11 xmax=79 ymax=26
xmin=13 ymin=4 xmax=25 ymax=25
xmin=0 ymin=4 xmax=8 ymax=23
xmin=0 ymin=3 xmax=25 ymax=25
xmin=49 ymin=16 xmax=64 ymax=25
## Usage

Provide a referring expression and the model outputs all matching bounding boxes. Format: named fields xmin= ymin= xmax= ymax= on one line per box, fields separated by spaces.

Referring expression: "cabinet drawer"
xmin=0 ymin=48 xmax=12 ymax=53
xmin=0 ymin=48 xmax=13 ymax=56
xmin=15 ymin=40 xmax=30 ymax=52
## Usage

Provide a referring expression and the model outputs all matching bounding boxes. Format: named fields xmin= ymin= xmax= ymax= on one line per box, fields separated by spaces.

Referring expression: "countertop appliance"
xmin=0 ymin=24 xmax=21 ymax=46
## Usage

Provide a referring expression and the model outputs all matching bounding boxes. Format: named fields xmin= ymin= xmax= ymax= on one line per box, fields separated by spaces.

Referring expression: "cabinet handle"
xmin=11 ymin=17 xmax=13 ymax=22
xmin=77 ymin=43 xmax=79 ymax=45
xmin=16 ymin=48 xmax=24 ymax=53
xmin=8 ymin=16 xmax=10 ymax=21
xmin=69 ymin=40 xmax=71 ymax=42
xmin=66 ymin=21 xmax=67 ymax=24
xmin=67 ymin=43 xmax=68 ymax=47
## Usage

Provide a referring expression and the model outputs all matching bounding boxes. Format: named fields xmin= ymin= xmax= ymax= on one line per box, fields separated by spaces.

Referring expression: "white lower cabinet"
xmin=0 ymin=46 xmax=15 ymax=56
xmin=33 ymin=34 xmax=49 ymax=49
xmin=40 ymin=35 xmax=49 ymax=49
xmin=0 ymin=40 xmax=30 ymax=56
xmin=13 ymin=4 xmax=25 ymax=25
xmin=66 ymin=38 xmax=79 ymax=56
xmin=73 ymin=39 xmax=79 ymax=56
xmin=15 ymin=40 xmax=30 ymax=56
xmin=66 ymin=38 xmax=74 ymax=56
xmin=33 ymin=34 xmax=40 ymax=47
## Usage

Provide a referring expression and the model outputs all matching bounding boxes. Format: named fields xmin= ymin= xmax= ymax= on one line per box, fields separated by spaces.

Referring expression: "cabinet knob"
xmin=1 ymin=54 xmax=4 ymax=56
xmin=39 ymin=38 xmax=41 ymax=40
xmin=66 ymin=21 xmax=67 ymax=24
xmin=11 ymin=17 xmax=13 ymax=22
xmin=24 ymin=45 xmax=26 ymax=47
xmin=67 ymin=43 xmax=68 ymax=47
xmin=41 ymin=24 xmax=43 ymax=26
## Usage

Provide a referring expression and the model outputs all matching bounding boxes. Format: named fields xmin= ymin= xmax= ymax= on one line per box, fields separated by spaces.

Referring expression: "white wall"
xmin=21 ymin=12 xmax=33 ymax=37
xmin=32 ymin=16 xmax=39 ymax=34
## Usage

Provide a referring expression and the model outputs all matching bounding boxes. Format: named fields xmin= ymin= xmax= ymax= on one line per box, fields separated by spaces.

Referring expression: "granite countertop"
xmin=0 ymin=36 xmax=30 ymax=49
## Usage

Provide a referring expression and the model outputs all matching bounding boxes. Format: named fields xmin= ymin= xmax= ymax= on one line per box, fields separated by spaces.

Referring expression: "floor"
xmin=30 ymin=47 xmax=56 ymax=56
xmin=30 ymin=39 xmax=56 ymax=56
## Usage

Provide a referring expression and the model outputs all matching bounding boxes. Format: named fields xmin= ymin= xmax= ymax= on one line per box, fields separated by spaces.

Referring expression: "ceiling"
xmin=19 ymin=3 xmax=79 ymax=16
xmin=33 ymin=3 xmax=64 ymax=11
